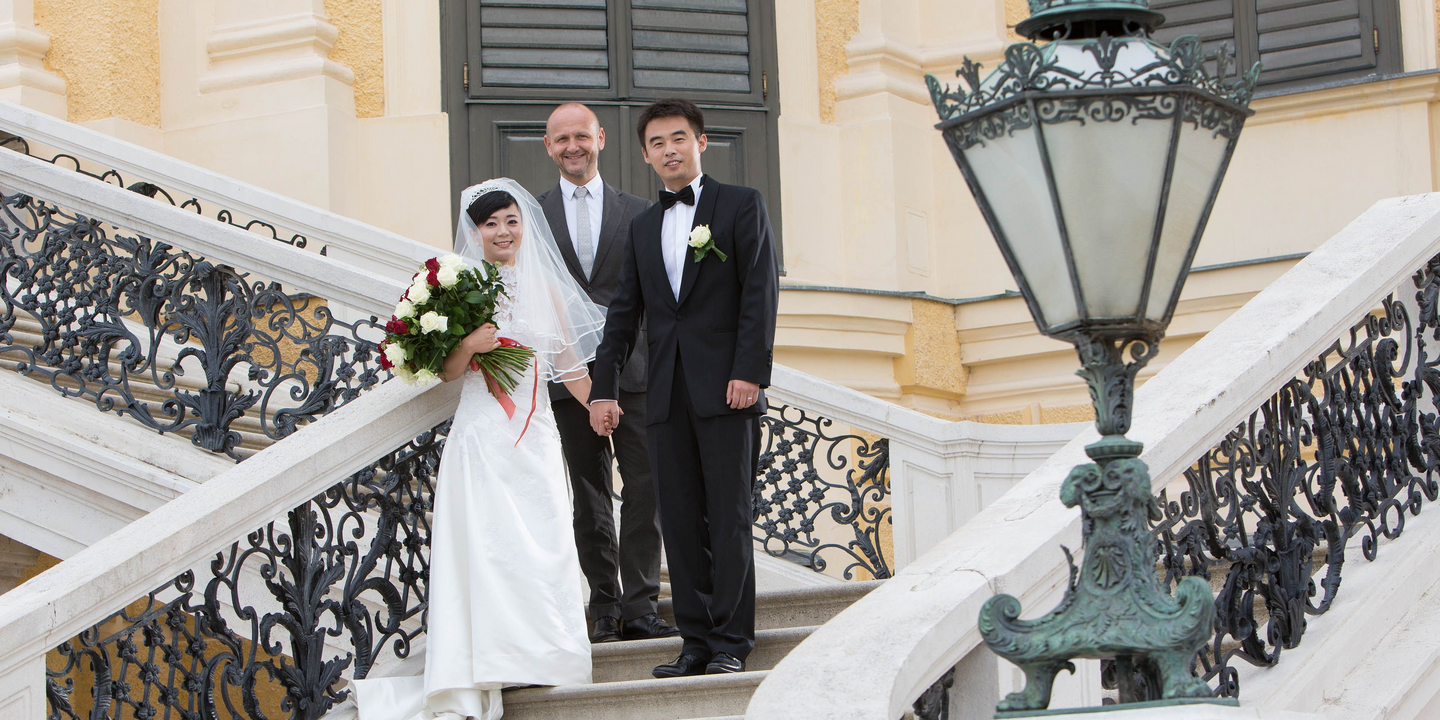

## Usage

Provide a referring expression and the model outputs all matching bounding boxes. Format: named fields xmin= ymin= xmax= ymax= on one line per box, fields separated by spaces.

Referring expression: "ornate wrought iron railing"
xmin=0 ymin=188 xmax=387 ymax=460
xmin=755 ymin=404 xmax=892 ymax=580
xmin=1103 ymin=253 xmax=1440 ymax=699
xmin=45 ymin=422 xmax=445 ymax=720
xmin=908 ymin=253 xmax=1440 ymax=718
xmin=0 ymin=133 xmax=322 ymax=253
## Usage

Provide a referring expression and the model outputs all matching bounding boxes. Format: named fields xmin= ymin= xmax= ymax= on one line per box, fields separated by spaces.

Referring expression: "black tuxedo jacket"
xmin=537 ymin=181 xmax=651 ymax=401
xmin=592 ymin=174 xmax=779 ymax=424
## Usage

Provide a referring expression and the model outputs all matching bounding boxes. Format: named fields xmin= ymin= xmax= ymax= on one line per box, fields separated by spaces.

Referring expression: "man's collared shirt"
xmin=661 ymin=174 xmax=704 ymax=300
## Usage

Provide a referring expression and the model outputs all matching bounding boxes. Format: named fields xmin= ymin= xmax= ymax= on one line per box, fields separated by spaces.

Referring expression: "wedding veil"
xmin=454 ymin=178 xmax=607 ymax=384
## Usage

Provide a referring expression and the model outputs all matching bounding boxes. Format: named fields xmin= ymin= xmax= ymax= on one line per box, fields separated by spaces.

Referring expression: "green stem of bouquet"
xmin=472 ymin=346 xmax=535 ymax=396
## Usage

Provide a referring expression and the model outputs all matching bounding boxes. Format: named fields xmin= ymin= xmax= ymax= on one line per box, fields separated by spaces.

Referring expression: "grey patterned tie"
xmin=574 ymin=185 xmax=594 ymax=280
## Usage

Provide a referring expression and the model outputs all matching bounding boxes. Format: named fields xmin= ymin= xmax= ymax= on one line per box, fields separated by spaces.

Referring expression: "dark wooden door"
xmin=442 ymin=0 xmax=782 ymax=252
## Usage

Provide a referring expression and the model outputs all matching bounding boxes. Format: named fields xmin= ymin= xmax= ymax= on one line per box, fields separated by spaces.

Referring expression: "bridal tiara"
xmin=461 ymin=179 xmax=517 ymax=210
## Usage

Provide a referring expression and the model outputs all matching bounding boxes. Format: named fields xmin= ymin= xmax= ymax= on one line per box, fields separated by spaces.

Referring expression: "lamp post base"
xmin=979 ymin=330 xmax=1216 ymax=713
xmin=978 ymin=435 xmax=1216 ymax=713
xmin=995 ymin=697 xmax=1239 ymax=718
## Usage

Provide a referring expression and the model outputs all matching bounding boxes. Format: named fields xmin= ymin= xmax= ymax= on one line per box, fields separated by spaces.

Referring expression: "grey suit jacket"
xmin=537 ymin=181 xmax=651 ymax=400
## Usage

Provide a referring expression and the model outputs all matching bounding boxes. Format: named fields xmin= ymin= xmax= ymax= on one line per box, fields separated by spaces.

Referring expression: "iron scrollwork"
xmin=0 ymin=191 xmax=386 ymax=460
xmin=754 ymin=404 xmax=893 ymax=580
xmin=45 ymin=422 xmax=446 ymax=720
xmin=1142 ymin=254 xmax=1440 ymax=698
xmin=926 ymin=35 xmax=1258 ymax=128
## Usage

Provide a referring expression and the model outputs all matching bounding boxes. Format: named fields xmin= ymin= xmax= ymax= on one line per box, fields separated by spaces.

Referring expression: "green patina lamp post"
xmin=926 ymin=0 xmax=1260 ymax=714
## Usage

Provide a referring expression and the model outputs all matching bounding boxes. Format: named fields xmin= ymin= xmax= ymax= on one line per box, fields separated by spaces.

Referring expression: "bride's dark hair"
xmin=466 ymin=189 xmax=519 ymax=226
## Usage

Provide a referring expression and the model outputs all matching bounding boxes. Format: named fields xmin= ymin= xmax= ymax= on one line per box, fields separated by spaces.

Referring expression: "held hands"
xmin=589 ymin=400 xmax=623 ymax=436
xmin=727 ymin=379 xmax=760 ymax=410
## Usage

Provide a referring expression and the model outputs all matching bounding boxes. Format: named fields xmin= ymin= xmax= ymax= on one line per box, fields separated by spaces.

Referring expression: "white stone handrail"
xmin=0 ymin=378 xmax=461 ymax=716
xmin=745 ymin=193 xmax=1440 ymax=720
xmin=0 ymin=100 xmax=437 ymax=282
xmin=0 ymin=147 xmax=407 ymax=317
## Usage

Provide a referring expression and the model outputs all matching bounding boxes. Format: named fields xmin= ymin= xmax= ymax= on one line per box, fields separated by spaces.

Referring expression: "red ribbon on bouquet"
xmin=470 ymin=337 xmax=540 ymax=445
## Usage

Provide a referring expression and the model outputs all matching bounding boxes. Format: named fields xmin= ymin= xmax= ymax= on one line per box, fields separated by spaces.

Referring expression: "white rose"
xmin=414 ymin=368 xmax=439 ymax=385
xmin=383 ymin=343 xmax=407 ymax=366
xmin=688 ymin=225 xmax=712 ymax=248
xmin=439 ymin=254 xmax=465 ymax=270
xmin=436 ymin=266 xmax=460 ymax=288
xmin=409 ymin=281 xmax=431 ymax=304
xmin=394 ymin=299 xmax=416 ymax=319
xmin=396 ymin=365 xmax=417 ymax=385
xmin=419 ymin=311 xmax=449 ymax=334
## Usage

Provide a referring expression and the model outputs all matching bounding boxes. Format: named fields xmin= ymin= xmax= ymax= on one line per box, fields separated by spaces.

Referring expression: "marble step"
xmin=655 ymin=579 xmax=881 ymax=631
xmin=592 ymin=625 xmax=815 ymax=683
xmin=502 ymin=671 xmax=767 ymax=720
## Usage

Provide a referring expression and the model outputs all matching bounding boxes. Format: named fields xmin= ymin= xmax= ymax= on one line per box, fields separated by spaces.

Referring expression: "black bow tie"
xmin=659 ymin=185 xmax=695 ymax=210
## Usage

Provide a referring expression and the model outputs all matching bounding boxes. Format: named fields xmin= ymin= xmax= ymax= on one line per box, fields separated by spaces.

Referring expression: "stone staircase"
xmin=335 ymin=579 xmax=883 ymax=720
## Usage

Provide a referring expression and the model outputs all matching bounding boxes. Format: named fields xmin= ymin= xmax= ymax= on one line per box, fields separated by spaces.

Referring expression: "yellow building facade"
xmin=0 ymin=0 xmax=1434 ymax=423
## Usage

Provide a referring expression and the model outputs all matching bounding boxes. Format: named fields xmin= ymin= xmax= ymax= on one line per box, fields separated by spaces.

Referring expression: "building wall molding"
xmin=1250 ymin=70 xmax=1440 ymax=126
xmin=200 ymin=11 xmax=353 ymax=94
xmin=0 ymin=0 xmax=65 ymax=117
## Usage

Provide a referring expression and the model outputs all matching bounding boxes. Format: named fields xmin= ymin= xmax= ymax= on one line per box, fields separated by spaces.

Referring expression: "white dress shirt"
xmin=661 ymin=175 xmax=704 ymax=300
xmin=559 ymin=174 xmax=604 ymax=265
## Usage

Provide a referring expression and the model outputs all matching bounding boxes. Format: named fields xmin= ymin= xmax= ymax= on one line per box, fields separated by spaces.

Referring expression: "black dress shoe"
xmin=706 ymin=652 xmax=744 ymax=674
xmin=622 ymin=613 xmax=681 ymax=640
xmin=590 ymin=616 xmax=622 ymax=643
xmin=652 ymin=653 xmax=707 ymax=678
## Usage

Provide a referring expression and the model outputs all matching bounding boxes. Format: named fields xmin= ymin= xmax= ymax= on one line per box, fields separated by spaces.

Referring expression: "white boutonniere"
xmin=688 ymin=225 xmax=727 ymax=263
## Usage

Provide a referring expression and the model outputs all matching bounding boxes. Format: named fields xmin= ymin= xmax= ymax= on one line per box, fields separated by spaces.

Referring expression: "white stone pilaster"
xmin=163 ymin=0 xmax=358 ymax=214
xmin=0 ymin=0 xmax=66 ymax=118
xmin=199 ymin=2 xmax=353 ymax=95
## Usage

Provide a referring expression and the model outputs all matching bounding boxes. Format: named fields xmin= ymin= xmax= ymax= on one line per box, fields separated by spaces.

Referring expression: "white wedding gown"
xmin=353 ymin=279 xmax=592 ymax=720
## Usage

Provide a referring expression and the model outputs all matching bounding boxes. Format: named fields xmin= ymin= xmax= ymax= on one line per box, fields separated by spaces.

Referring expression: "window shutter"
xmin=629 ymin=0 xmax=755 ymax=96
xmin=1253 ymin=0 xmax=1378 ymax=85
xmin=1151 ymin=0 xmax=1237 ymax=62
xmin=1151 ymin=0 xmax=1400 ymax=92
xmin=477 ymin=0 xmax=611 ymax=89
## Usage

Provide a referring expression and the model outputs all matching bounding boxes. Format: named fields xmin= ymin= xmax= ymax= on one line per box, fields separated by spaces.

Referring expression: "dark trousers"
xmin=552 ymin=390 xmax=662 ymax=621
xmin=649 ymin=355 xmax=759 ymax=660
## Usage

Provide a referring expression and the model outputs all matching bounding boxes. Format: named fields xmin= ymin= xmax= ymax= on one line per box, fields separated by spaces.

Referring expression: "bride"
xmin=353 ymin=179 xmax=605 ymax=720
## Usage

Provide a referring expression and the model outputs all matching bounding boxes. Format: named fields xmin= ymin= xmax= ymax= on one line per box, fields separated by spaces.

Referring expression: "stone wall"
xmin=34 ymin=0 xmax=160 ymax=127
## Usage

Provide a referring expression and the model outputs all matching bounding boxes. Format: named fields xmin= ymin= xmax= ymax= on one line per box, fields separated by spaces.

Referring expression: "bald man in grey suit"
xmin=537 ymin=103 xmax=678 ymax=643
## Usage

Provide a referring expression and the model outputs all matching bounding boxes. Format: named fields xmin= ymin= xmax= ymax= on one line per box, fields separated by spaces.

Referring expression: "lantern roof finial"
xmin=1016 ymin=0 xmax=1166 ymax=40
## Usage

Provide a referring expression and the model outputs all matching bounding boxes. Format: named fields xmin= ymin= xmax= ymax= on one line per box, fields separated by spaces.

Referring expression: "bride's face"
xmin=479 ymin=204 xmax=523 ymax=265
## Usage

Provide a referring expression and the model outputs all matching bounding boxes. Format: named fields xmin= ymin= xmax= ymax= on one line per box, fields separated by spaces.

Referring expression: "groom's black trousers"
xmin=648 ymin=354 xmax=759 ymax=661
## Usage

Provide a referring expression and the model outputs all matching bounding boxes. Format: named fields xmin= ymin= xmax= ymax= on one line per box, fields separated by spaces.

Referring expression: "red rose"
xmin=427 ymin=269 xmax=441 ymax=286
xmin=425 ymin=257 xmax=440 ymax=272
xmin=378 ymin=347 xmax=394 ymax=370
xmin=385 ymin=316 xmax=410 ymax=334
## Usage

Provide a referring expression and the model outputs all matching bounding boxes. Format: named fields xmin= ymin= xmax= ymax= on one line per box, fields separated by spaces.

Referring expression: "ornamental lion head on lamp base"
xmin=926 ymin=0 xmax=1259 ymax=714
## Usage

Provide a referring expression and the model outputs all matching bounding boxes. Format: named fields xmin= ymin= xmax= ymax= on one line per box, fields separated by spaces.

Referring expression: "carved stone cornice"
xmin=0 ymin=3 xmax=67 ymax=117
xmin=199 ymin=11 xmax=354 ymax=94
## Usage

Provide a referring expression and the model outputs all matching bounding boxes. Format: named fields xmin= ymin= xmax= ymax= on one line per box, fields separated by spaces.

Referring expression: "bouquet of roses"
xmin=377 ymin=254 xmax=535 ymax=399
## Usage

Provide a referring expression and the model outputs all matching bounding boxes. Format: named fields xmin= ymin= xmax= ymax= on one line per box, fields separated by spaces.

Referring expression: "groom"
xmin=589 ymin=98 xmax=779 ymax=678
